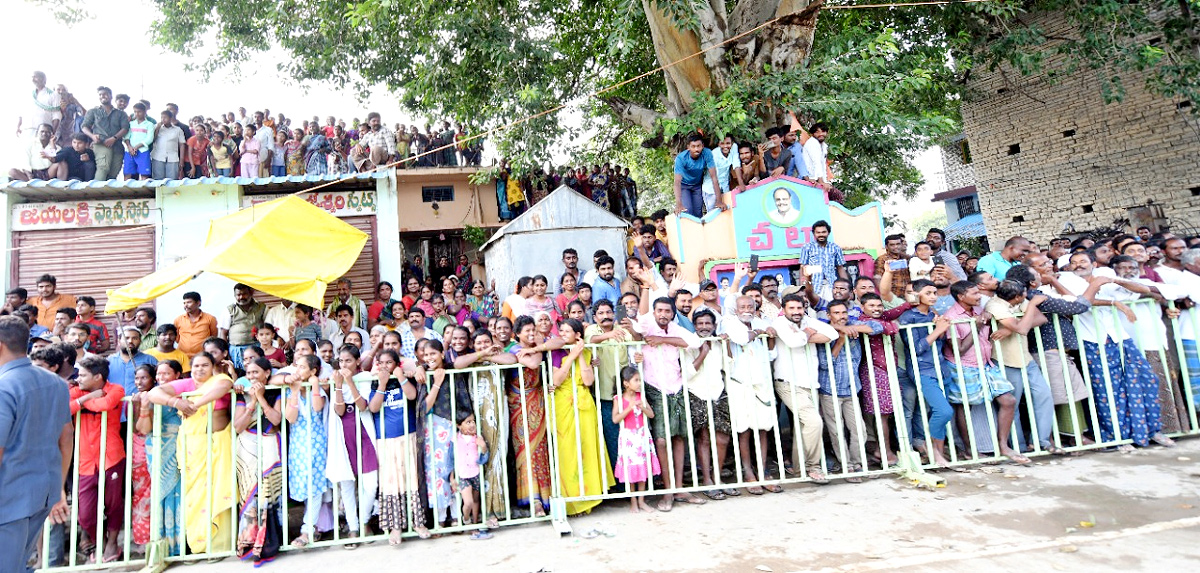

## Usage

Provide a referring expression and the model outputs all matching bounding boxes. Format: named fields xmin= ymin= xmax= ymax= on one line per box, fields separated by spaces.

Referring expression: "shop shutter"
xmin=11 ymin=226 xmax=157 ymax=338
xmin=254 ymin=215 xmax=379 ymax=310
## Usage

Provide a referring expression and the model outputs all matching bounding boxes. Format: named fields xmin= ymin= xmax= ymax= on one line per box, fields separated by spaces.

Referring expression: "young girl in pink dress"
xmin=612 ymin=365 xmax=660 ymax=513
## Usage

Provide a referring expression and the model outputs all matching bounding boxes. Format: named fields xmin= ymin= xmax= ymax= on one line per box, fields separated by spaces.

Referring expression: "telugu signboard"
xmin=242 ymin=190 xmax=377 ymax=216
xmin=12 ymin=200 xmax=156 ymax=231
xmin=731 ymin=178 xmax=832 ymax=259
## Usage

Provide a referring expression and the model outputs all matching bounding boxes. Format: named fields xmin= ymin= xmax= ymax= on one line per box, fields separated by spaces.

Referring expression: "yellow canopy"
xmin=106 ymin=195 xmax=368 ymax=313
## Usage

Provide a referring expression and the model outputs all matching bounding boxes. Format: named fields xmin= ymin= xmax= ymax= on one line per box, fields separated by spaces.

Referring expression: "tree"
xmin=123 ymin=0 xmax=1196 ymax=207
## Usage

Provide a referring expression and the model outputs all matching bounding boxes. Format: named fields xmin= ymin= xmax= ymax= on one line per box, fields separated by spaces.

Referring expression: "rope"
xmin=6 ymin=0 xmax=994 ymax=253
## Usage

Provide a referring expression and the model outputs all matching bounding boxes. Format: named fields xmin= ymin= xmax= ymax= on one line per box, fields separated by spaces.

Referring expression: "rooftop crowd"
xmin=9 ymin=71 xmax=484 ymax=183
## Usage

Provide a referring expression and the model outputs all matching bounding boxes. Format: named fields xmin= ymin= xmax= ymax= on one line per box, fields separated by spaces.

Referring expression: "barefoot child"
xmin=71 ymin=355 xmax=127 ymax=563
xmin=452 ymin=411 xmax=491 ymax=538
xmin=612 ymin=365 xmax=660 ymax=513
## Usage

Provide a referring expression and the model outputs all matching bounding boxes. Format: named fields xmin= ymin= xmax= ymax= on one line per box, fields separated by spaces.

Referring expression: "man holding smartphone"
xmin=874 ymin=234 xmax=911 ymax=294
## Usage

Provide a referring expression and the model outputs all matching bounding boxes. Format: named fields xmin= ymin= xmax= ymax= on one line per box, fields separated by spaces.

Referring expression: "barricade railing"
xmin=35 ymin=295 xmax=1200 ymax=570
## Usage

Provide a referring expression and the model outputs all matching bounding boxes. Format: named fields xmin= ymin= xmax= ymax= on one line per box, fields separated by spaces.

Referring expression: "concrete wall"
xmin=395 ymin=168 xmax=501 ymax=233
xmin=962 ymin=12 xmax=1200 ymax=244
xmin=154 ymin=183 xmax=242 ymax=324
xmin=376 ymin=172 xmax=403 ymax=286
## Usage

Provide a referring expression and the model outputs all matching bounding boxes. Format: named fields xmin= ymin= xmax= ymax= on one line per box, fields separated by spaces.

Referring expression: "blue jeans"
xmin=679 ymin=183 xmax=704 ymax=218
xmin=215 ymin=168 xmax=232 ymax=176
xmin=1005 ymin=361 xmax=1055 ymax=449
xmin=599 ymin=399 xmax=619 ymax=470
xmin=271 ymin=165 xmax=286 ymax=176
xmin=917 ymin=375 xmax=955 ymax=441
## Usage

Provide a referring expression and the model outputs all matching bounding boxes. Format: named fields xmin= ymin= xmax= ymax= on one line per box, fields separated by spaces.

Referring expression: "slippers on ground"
xmin=763 ymin=484 xmax=784 ymax=494
xmin=702 ymin=489 xmax=726 ymax=501
xmin=655 ymin=499 xmax=674 ymax=512
xmin=807 ymin=471 xmax=831 ymax=484
xmin=746 ymin=486 xmax=765 ymax=495
xmin=722 ymin=488 xmax=741 ymax=497
xmin=290 ymin=535 xmax=310 ymax=549
xmin=470 ymin=530 xmax=494 ymax=541
xmin=1005 ymin=453 xmax=1032 ymax=465
xmin=674 ymin=494 xmax=707 ymax=505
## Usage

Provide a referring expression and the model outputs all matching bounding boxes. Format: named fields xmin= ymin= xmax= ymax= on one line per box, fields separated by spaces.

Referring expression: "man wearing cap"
xmin=695 ymin=279 xmax=722 ymax=316
xmin=107 ymin=327 xmax=157 ymax=400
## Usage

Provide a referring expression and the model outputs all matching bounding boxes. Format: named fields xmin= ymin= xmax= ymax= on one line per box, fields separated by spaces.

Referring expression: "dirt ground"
xmin=184 ymin=439 xmax=1200 ymax=572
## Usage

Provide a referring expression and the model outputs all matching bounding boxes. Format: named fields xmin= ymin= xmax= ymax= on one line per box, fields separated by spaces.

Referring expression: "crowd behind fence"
xmin=34 ymin=299 xmax=1199 ymax=570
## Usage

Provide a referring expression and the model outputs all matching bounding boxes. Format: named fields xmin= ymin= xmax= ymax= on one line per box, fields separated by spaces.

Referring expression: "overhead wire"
xmin=7 ymin=0 xmax=994 ymax=252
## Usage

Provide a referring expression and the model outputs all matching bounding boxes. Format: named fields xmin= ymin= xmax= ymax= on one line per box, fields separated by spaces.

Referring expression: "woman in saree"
xmin=145 ymin=352 xmax=236 ymax=555
xmin=466 ymin=280 xmax=499 ymax=319
xmin=231 ymin=357 xmax=284 ymax=561
xmin=549 ymin=319 xmax=614 ymax=515
xmin=138 ymin=360 xmax=186 ymax=556
xmin=507 ymin=315 xmax=553 ymax=516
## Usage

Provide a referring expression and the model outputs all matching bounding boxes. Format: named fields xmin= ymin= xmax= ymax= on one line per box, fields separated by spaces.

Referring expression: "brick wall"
xmin=941 ymin=138 xmax=976 ymax=191
xmin=961 ymin=12 xmax=1200 ymax=245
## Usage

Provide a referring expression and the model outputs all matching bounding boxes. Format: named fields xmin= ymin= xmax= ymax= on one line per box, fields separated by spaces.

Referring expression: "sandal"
xmin=470 ymin=530 xmax=494 ymax=541
xmin=655 ymin=498 xmax=674 ymax=512
xmin=674 ymin=493 xmax=707 ymax=505
xmin=807 ymin=470 xmax=830 ymax=485
xmin=1151 ymin=433 xmax=1175 ymax=447
xmin=722 ymin=488 xmax=741 ymax=497
xmin=290 ymin=535 xmax=310 ymax=549
xmin=1004 ymin=452 xmax=1032 ymax=465
xmin=763 ymin=484 xmax=784 ymax=494
xmin=1044 ymin=445 xmax=1068 ymax=456
xmin=746 ymin=486 xmax=765 ymax=495
xmin=702 ymin=489 xmax=727 ymax=501
xmin=415 ymin=527 xmax=432 ymax=540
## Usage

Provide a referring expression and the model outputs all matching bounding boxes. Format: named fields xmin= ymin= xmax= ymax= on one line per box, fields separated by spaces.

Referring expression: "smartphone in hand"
xmin=889 ymin=260 xmax=908 ymax=271
xmin=749 ymin=254 xmax=760 ymax=273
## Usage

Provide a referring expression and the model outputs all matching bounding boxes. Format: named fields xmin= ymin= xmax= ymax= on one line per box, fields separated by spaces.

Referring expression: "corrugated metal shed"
xmin=482 ymin=185 xmax=630 ymax=297
xmin=481 ymin=185 xmax=628 ymax=250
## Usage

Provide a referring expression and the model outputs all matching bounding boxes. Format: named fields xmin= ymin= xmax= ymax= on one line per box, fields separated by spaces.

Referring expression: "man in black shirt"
xmin=52 ymin=133 xmax=96 ymax=181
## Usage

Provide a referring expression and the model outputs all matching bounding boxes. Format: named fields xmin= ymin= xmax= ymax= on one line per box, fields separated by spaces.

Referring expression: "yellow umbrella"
xmin=106 ymin=195 xmax=368 ymax=313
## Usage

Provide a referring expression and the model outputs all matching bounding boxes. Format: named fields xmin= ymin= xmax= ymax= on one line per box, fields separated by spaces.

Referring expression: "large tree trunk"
xmin=613 ymin=0 xmax=822 ymax=132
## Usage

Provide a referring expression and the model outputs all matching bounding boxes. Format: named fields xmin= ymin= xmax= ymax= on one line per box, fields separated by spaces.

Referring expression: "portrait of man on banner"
xmin=764 ymin=186 xmax=801 ymax=227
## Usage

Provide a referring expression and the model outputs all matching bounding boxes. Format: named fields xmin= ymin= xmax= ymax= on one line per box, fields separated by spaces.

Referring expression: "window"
xmin=958 ymin=140 xmax=972 ymax=165
xmin=422 ymin=186 xmax=454 ymax=203
xmin=956 ymin=196 xmax=979 ymax=219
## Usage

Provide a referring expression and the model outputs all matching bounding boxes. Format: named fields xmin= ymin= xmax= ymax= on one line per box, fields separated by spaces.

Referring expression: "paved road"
xmin=181 ymin=439 xmax=1200 ymax=572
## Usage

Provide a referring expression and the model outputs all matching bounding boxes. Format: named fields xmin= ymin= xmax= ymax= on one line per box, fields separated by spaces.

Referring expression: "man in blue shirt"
xmin=107 ymin=327 xmax=158 ymax=401
xmin=814 ymin=300 xmax=867 ymax=480
xmin=975 ymin=236 xmax=1033 ymax=281
xmin=673 ymin=133 xmax=723 ymax=218
xmin=0 ymin=316 xmax=72 ymax=572
xmin=783 ymin=124 xmax=809 ymax=180
xmin=591 ymin=255 xmax=623 ymax=304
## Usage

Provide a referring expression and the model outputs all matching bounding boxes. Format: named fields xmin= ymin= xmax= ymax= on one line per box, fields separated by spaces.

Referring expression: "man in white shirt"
xmin=17 ymin=71 xmax=61 ymax=138
xmin=720 ymin=295 xmax=779 ymax=493
xmin=265 ymin=300 xmax=299 ymax=345
xmin=150 ymin=110 xmax=187 ymax=179
xmin=8 ymin=123 xmax=58 ymax=181
xmin=770 ymin=292 xmax=836 ymax=483
xmin=330 ymin=304 xmax=371 ymax=354
xmin=801 ymin=122 xmax=829 ymax=190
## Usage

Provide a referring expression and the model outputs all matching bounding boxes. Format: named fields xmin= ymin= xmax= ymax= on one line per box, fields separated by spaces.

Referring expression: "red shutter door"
xmin=11 ymin=226 xmax=157 ymax=338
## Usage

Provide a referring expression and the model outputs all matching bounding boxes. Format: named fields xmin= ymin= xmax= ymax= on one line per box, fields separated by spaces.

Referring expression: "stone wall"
xmin=961 ymin=12 xmax=1200 ymax=245
xmin=941 ymin=136 xmax=976 ymax=191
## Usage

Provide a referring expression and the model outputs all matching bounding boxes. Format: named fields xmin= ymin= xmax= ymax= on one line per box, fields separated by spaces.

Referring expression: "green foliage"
xmin=907 ymin=208 xmax=949 ymax=237
xmin=463 ymin=224 xmax=488 ymax=247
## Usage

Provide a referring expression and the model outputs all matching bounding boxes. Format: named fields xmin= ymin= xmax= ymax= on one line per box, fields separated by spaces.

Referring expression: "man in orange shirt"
xmin=28 ymin=274 xmax=77 ymax=330
xmin=172 ymin=291 xmax=217 ymax=356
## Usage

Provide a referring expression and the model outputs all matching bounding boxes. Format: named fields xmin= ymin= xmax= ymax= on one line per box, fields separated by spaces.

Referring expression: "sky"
xmin=2 ymin=0 xmax=947 ymax=228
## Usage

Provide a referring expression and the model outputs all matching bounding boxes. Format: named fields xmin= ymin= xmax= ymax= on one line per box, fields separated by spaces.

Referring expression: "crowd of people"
xmin=8 ymin=71 xmax=484 ymax=183
xmin=3 ymin=212 xmax=1199 ymax=570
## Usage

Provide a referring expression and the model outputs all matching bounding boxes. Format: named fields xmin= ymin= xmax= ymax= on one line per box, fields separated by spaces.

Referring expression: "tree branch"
xmin=603 ymin=97 xmax=667 ymax=133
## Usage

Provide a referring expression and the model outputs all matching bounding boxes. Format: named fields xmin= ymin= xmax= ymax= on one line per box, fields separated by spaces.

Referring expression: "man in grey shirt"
xmin=0 ymin=316 xmax=72 ymax=572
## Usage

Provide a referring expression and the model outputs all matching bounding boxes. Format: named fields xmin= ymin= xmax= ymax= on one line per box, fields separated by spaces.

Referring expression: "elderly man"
xmin=326 ymin=278 xmax=368 ymax=330
xmin=17 ymin=71 xmax=61 ymax=139
xmin=721 ymin=295 xmax=780 ymax=494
